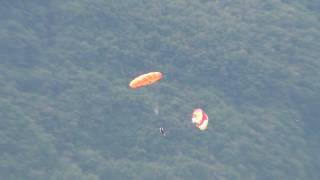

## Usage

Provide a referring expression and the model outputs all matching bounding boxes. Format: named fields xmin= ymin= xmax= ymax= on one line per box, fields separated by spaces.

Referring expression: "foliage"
xmin=0 ymin=0 xmax=319 ymax=179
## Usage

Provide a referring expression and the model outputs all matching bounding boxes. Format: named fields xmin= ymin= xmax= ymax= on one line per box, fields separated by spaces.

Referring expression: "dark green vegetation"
xmin=0 ymin=0 xmax=319 ymax=179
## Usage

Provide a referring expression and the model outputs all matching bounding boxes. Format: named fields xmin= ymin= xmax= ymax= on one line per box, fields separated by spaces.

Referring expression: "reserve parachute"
xmin=129 ymin=72 xmax=162 ymax=89
xmin=192 ymin=108 xmax=208 ymax=131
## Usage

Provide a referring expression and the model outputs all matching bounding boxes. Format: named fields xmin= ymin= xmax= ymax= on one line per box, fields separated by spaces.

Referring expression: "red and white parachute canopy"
xmin=192 ymin=108 xmax=209 ymax=131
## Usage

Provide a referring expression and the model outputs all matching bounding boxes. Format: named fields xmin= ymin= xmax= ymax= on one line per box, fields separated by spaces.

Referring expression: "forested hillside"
xmin=0 ymin=0 xmax=319 ymax=179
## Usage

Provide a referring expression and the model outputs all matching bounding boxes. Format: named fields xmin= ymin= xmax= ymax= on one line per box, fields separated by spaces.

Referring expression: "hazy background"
xmin=0 ymin=0 xmax=319 ymax=179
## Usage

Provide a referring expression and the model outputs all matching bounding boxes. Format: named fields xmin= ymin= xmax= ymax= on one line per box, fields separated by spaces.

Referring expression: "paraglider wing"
xmin=192 ymin=108 xmax=209 ymax=131
xmin=129 ymin=72 xmax=162 ymax=89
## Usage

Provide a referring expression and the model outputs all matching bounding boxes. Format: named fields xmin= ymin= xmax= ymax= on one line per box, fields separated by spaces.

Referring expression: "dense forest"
xmin=0 ymin=0 xmax=319 ymax=179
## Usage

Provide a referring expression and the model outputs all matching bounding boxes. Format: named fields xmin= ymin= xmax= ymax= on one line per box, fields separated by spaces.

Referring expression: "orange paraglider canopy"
xmin=129 ymin=72 xmax=162 ymax=89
